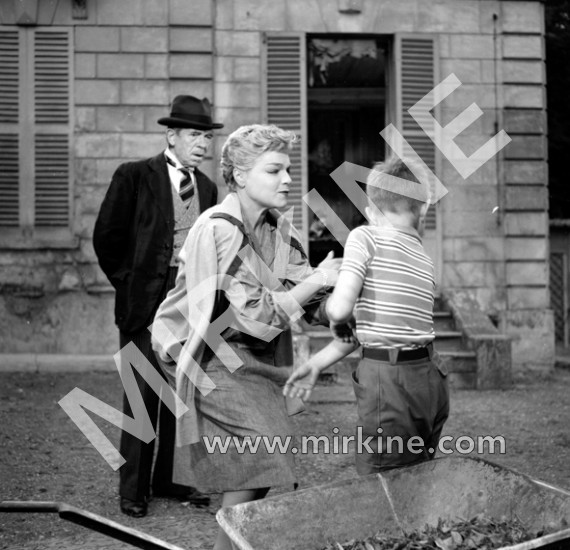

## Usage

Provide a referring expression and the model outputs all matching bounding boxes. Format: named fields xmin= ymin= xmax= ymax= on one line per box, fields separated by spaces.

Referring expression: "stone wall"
xmin=0 ymin=0 xmax=216 ymax=356
xmin=0 ymin=0 xmax=552 ymax=374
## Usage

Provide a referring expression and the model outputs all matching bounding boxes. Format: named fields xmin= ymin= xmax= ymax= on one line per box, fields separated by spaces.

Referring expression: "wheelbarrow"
xmin=216 ymin=457 xmax=570 ymax=550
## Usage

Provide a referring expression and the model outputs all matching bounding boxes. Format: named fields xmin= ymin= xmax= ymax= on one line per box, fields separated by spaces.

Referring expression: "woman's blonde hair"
xmin=221 ymin=124 xmax=297 ymax=191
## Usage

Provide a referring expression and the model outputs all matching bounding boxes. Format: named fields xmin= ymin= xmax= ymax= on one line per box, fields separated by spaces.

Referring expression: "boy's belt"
xmin=362 ymin=346 xmax=430 ymax=363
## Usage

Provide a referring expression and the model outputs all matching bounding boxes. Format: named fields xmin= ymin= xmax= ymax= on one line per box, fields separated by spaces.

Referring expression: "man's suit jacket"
xmin=93 ymin=152 xmax=218 ymax=334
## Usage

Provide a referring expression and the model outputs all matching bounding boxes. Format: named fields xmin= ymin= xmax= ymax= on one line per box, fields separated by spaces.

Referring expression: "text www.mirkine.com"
xmin=201 ymin=427 xmax=506 ymax=456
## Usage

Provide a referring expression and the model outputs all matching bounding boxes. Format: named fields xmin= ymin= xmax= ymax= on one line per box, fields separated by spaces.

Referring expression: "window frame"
xmin=0 ymin=25 xmax=76 ymax=249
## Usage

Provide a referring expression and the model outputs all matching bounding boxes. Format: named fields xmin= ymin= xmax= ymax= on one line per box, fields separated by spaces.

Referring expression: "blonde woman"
xmin=152 ymin=124 xmax=340 ymax=550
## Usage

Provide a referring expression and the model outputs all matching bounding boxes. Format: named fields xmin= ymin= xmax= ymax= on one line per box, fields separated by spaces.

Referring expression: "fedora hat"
xmin=157 ymin=95 xmax=224 ymax=130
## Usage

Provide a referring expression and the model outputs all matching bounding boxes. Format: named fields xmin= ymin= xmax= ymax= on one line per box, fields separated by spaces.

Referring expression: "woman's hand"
xmin=315 ymin=251 xmax=343 ymax=287
xmin=283 ymin=363 xmax=320 ymax=402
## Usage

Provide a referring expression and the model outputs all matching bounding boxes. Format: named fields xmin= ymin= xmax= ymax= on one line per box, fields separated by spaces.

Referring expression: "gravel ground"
xmin=1 ymin=367 xmax=569 ymax=550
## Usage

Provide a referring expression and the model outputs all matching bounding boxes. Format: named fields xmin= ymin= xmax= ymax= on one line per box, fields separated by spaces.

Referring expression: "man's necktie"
xmin=178 ymin=167 xmax=195 ymax=208
xmin=166 ymin=155 xmax=195 ymax=208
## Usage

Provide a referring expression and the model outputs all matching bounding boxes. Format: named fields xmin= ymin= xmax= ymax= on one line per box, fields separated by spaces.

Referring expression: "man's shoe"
xmin=120 ymin=497 xmax=147 ymax=518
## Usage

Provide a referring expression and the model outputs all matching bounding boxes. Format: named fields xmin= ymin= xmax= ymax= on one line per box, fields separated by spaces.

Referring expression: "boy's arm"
xmin=283 ymin=338 xmax=358 ymax=402
xmin=326 ymin=269 xmax=364 ymax=324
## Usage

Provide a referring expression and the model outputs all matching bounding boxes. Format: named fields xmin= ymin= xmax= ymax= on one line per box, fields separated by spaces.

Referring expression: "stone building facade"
xmin=0 ymin=0 xmax=551 ymax=376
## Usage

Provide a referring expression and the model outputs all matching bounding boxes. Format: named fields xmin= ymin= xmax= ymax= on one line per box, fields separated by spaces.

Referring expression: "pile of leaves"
xmin=322 ymin=514 xmax=549 ymax=550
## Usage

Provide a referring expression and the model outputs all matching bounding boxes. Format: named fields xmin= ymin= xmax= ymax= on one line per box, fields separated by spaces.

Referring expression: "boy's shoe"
xmin=120 ymin=497 xmax=147 ymax=518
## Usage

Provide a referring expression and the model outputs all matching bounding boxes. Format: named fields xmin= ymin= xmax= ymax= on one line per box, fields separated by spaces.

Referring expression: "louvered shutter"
xmin=263 ymin=33 xmax=308 ymax=248
xmin=396 ymin=36 xmax=437 ymax=230
xmin=0 ymin=30 xmax=20 ymax=226
xmin=33 ymin=29 xmax=71 ymax=227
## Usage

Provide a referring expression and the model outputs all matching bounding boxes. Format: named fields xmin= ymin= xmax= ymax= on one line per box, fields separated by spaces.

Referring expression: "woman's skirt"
xmin=177 ymin=343 xmax=298 ymax=493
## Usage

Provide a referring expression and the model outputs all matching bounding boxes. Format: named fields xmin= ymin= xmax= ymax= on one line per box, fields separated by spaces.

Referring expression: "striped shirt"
xmin=341 ymin=224 xmax=435 ymax=350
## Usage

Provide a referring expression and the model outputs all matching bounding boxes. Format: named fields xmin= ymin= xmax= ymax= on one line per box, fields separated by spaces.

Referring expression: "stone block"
xmin=215 ymin=57 xmax=234 ymax=82
xmin=96 ymin=106 xmax=145 ymax=132
xmin=121 ymin=27 xmax=168 ymax=53
xmin=74 ymin=107 xmax=96 ymax=132
xmin=504 ymin=135 xmax=545 ymax=160
xmin=233 ymin=0 xmax=287 ymax=31
xmin=440 ymin=60 xmax=481 ymax=85
xmin=503 ymin=109 xmax=545 ymax=135
xmin=169 ymin=53 xmax=212 ymax=79
xmin=478 ymin=0 xmax=501 ymax=34
xmin=443 ymin=261 xmax=504 ymax=288
xmin=216 ymin=82 xmax=261 ymax=109
xmin=169 ymin=0 xmax=212 ymax=26
xmin=504 ymin=160 xmax=546 ymax=184
xmin=75 ymin=158 xmax=97 ymax=186
xmin=442 ymin=211 xmax=501 ymax=238
xmin=504 ymin=212 xmax=547 ymax=236
xmin=75 ymin=80 xmax=120 ymax=105
xmin=416 ymin=1 xmax=480 ymax=33
xmin=121 ymin=133 xmax=164 ymax=158
xmin=505 ymin=237 xmax=547 ymax=261
xmin=442 ymin=184 xmax=499 ymax=212
xmin=214 ymin=107 xmax=262 ymax=133
xmin=75 ymin=133 xmax=120 ymax=158
xmin=501 ymin=1 xmax=543 ymax=34
xmin=450 ymin=35 xmax=495 ymax=59
xmin=215 ymin=0 xmax=233 ymax=29
xmin=480 ymin=60 xmax=496 ymax=83
xmin=234 ymin=57 xmax=261 ymax=82
xmin=441 ymin=152 xmax=498 ymax=186
xmin=439 ymin=35 xmax=450 ymax=59
xmin=143 ymin=1 xmax=168 ymax=25
xmin=442 ymin=237 xmax=504 ymax=262
xmin=503 ymin=85 xmax=544 ymax=109
xmin=145 ymin=54 xmax=169 ymax=79
xmin=506 ymin=261 xmax=547 ymax=286
xmin=505 ymin=185 xmax=547 ymax=211
xmin=215 ymin=30 xmax=260 ymax=57
xmin=75 ymin=53 xmax=96 ymax=78
xmin=96 ymin=0 xmax=145 ymax=25
xmin=169 ymin=80 xmax=213 ymax=102
xmin=199 ymin=158 xmax=216 ymax=181
xmin=169 ymin=27 xmax=213 ymax=53
xmin=441 ymin=83 xmax=496 ymax=110
xmin=96 ymin=159 xmax=124 ymax=185
xmin=506 ymin=286 xmax=549 ymax=310
xmin=75 ymin=27 xmax=119 ymax=52
xmin=97 ymin=53 xmax=145 ymax=79
xmin=144 ymin=106 xmax=170 ymax=131
xmin=500 ymin=309 xmax=554 ymax=371
xmin=78 ymin=184 xmax=107 ymax=216
xmin=502 ymin=60 xmax=544 ymax=84
xmin=502 ymin=35 xmax=543 ymax=59
xmin=121 ymin=80 xmax=169 ymax=105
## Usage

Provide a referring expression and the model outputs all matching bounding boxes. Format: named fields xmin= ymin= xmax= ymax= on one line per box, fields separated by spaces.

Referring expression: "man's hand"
xmin=283 ymin=363 xmax=320 ymax=402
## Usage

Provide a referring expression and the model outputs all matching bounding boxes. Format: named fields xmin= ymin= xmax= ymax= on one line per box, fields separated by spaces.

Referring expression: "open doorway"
xmin=307 ymin=35 xmax=388 ymax=265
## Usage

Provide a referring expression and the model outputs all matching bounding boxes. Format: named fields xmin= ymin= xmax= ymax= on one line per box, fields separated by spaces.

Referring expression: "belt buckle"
xmin=388 ymin=348 xmax=399 ymax=365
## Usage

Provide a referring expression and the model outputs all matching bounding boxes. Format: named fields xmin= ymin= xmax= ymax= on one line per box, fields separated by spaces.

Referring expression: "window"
xmin=0 ymin=27 xmax=74 ymax=247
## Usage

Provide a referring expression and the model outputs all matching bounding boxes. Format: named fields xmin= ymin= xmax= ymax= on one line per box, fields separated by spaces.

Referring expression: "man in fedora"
xmin=93 ymin=95 xmax=223 ymax=518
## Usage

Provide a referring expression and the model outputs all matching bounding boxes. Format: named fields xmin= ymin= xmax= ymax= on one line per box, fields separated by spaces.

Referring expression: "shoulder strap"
xmin=209 ymin=212 xmax=249 ymax=278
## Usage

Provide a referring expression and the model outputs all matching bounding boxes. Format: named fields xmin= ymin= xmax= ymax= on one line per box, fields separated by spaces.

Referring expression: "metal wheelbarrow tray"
xmin=217 ymin=457 xmax=570 ymax=550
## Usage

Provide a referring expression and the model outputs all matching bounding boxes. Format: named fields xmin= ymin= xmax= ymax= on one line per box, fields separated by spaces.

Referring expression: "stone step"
xmin=434 ymin=311 xmax=455 ymax=332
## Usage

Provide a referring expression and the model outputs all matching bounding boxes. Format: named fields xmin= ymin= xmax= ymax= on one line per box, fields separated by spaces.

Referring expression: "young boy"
xmin=284 ymin=156 xmax=449 ymax=474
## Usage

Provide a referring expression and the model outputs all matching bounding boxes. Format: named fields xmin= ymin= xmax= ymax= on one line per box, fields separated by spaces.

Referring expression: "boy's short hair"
xmin=366 ymin=156 xmax=430 ymax=217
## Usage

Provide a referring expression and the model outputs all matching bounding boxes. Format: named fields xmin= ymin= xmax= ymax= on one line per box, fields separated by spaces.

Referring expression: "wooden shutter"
xmin=33 ymin=29 xmax=71 ymax=227
xmin=0 ymin=30 xmax=20 ymax=226
xmin=263 ymin=33 xmax=308 ymax=248
xmin=396 ymin=36 xmax=437 ymax=230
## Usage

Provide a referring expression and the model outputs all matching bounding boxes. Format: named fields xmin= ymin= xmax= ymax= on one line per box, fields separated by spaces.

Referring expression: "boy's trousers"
xmin=352 ymin=346 xmax=449 ymax=475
